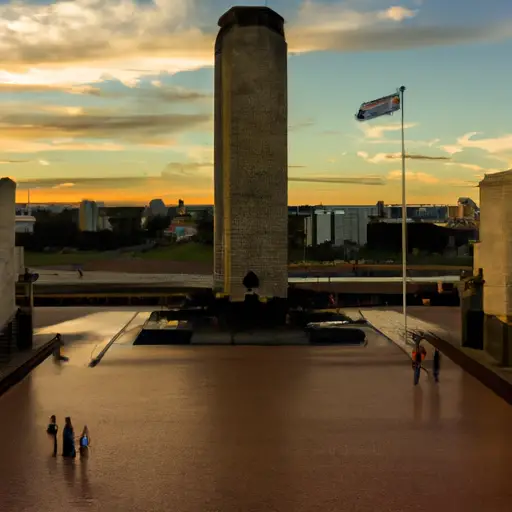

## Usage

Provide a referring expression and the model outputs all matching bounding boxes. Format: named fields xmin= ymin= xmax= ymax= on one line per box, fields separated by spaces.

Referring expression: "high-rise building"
xmin=214 ymin=6 xmax=288 ymax=300
xmin=79 ymin=200 xmax=99 ymax=232
xmin=333 ymin=206 xmax=378 ymax=246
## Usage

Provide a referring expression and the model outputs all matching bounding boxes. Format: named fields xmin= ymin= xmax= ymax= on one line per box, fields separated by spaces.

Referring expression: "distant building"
xmin=102 ymin=206 xmax=145 ymax=235
xmin=79 ymin=200 xmax=99 ymax=231
xmin=381 ymin=204 xmax=449 ymax=222
xmin=332 ymin=206 xmax=378 ymax=246
xmin=97 ymin=212 xmax=112 ymax=231
xmin=14 ymin=215 xmax=36 ymax=234
xmin=290 ymin=205 xmax=378 ymax=247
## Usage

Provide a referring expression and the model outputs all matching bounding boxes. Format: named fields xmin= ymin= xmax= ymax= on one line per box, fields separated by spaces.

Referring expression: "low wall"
xmin=0 ymin=336 xmax=59 ymax=397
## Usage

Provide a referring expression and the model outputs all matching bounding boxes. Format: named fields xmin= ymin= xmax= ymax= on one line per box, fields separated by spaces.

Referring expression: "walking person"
xmin=412 ymin=344 xmax=427 ymax=386
xmin=79 ymin=426 xmax=90 ymax=458
xmin=53 ymin=334 xmax=69 ymax=363
xmin=433 ymin=348 xmax=441 ymax=383
xmin=47 ymin=415 xmax=58 ymax=456
xmin=62 ymin=417 xmax=76 ymax=458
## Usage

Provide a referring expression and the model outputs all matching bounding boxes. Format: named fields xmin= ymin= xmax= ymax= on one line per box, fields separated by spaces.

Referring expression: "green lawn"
xmin=138 ymin=243 xmax=213 ymax=262
xmin=25 ymin=243 xmax=214 ymax=267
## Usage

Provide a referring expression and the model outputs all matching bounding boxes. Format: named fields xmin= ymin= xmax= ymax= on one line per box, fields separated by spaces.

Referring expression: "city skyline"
xmin=1 ymin=0 xmax=512 ymax=205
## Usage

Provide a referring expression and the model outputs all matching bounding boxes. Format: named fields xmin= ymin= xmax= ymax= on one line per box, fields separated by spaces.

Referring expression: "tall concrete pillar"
xmin=0 ymin=178 xmax=17 ymax=359
xmin=478 ymin=170 xmax=512 ymax=364
xmin=214 ymin=6 xmax=288 ymax=301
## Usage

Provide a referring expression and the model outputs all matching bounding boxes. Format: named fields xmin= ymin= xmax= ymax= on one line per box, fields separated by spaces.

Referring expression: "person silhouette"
xmin=47 ymin=415 xmax=58 ymax=456
xmin=79 ymin=426 xmax=90 ymax=458
xmin=62 ymin=417 xmax=76 ymax=458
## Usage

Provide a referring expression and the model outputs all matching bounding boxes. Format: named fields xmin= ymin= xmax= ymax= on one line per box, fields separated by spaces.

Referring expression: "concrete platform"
xmin=361 ymin=306 xmax=512 ymax=403
xmin=1 ymin=307 xmax=512 ymax=511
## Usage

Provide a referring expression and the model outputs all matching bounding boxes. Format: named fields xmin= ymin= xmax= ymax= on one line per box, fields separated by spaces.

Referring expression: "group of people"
xmin=412 ymin=344 xmax=441 ymax=385
xmin=47 ymin=415 xmax=90 ymax=458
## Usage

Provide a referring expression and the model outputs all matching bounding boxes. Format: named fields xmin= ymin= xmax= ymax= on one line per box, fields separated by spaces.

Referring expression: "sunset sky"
xmin=2 ymin=0 xmax=512 ymax=206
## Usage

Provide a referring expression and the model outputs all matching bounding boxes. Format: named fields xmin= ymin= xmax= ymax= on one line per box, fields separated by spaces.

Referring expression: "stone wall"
xmin=0 ymin=178 xmax=17 ymax=358
xmin=214 ymin=7 xmax=288 ymax=300
xmin=479 ymin=171 xmax=512 ymax=317
xmin=479 ymin=170 xmax=512 ymax=364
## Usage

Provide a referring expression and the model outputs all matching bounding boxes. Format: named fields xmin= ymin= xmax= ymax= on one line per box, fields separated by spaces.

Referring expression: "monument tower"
xmin=214 ymin=6 xmax=288 ymax=301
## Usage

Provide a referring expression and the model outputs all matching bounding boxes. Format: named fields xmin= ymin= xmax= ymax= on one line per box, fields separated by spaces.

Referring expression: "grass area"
xmin=25 ymin=242 xmax=470 ymax=268
xmin=25 ymin=243 xmax=214 ymax=267
xmin=138 ymin=243 xmax=213 ymax=262
xmin=25 ymin=251 xmax=109 ymax=267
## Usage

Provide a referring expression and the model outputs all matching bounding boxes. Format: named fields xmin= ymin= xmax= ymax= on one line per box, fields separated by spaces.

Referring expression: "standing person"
xmin=412 ymin=345 xmax=424 ymax=386
xmin=62 ymin=417 xmax=76 ymax=458
xmin=47 ymin=415 xmax=58 ymax=456
xmin=53 ymin=334 xmax=69 ymax=363
xmin=74 ymin=264 xmax=84 ymax=278
xmin=79 ymin=426 xmax=90 ymax=458
xmin=433 ymin=348 xmax=441 ymax=383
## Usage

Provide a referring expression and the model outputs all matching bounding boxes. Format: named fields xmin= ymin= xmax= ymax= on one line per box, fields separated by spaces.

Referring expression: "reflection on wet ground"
xmin=1 ymin=309 xmax=512 ymax=511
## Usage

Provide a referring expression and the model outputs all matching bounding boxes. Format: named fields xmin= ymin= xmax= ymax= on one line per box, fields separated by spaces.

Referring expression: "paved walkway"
xmin=361 ymin=306 xmax=512 ymax=387
xmin=33 ymin=269 xmax=212 ymax=286
xmin=1 ymin=308 xmax=512 ymax=511
xmin=360 ymin=308 xmax=458 ymax=356
xmin=30 ymin=270 xmax=459 ymax=287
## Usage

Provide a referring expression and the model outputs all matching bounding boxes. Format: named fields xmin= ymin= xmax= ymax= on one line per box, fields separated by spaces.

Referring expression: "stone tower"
xmin=0 ymin=178 xmax=17 ymax=360
xmin=477 ymin=170 xmax=512 ymax=365
xmin=214 ymin=6 xmax=288 ymax=301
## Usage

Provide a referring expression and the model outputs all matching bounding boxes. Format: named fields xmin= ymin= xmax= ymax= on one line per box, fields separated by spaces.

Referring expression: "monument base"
xmin=484 ymin=314 xmax=512 ymax=366
xmin=0 ymin=315 xmax=16 ymax=362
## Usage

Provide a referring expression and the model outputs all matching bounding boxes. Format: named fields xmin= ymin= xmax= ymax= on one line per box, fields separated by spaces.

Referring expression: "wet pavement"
xmin=0 ymin=309 xmax=512 ymax=511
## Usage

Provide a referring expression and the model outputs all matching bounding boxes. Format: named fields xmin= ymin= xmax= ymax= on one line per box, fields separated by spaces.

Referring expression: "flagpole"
xmin=399 ymin=85 xmax=408 ymax=347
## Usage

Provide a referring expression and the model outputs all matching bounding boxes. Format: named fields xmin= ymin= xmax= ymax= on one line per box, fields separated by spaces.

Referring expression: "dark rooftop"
xmin=218 ymin=6 xmax=285 ymax=35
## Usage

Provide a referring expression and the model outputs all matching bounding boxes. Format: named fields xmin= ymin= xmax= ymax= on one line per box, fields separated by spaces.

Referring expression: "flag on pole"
xmin=355 ymin=92 xmax=401 ymax=122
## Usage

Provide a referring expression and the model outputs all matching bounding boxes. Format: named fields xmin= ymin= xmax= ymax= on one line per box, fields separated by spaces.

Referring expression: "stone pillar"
xmin=479 ymin=170 xmax=512 ymax=365
xmin=214 ymin=6 xmax=288 ymax=301
xmin=0 ymin=178 xmax=17 ymax=360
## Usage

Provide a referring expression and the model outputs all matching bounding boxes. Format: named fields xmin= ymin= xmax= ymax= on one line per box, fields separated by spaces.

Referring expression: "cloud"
xmin=84 ymin=84 xmax=211 ymax=103
xmin=447 ymin=132 xmax=512 ymax=154
xmin=0 ymin=109 xmax=211 ymax=149
xmin=386 ymin=153 xmax=450 ymax=161
xmin=0 ymin=0 xmax=212 ymax=86
xmin=0 ymin=83 xmax=100 ymax=94
xmin=15 ymin=169 xmax=385 ymax=190
xmin=0 ymin=159 xmax=30 ymax=164
xmin=445 ymin=178 xmax=479 ymax=187
xmin=387 ymin=170 xmax=439 ymax=184
xmin=359 ymin=122 xmax=417 ymax=140
xmin=444 ymin=161 xmax=501 ymax=174
xmin=0 ymin=140 xmax=125 ymax=154
xmin=52 ymin=182 xmax=75 ymax=189
xmin=366 ymin=137 xmax=440 ymax=148
xmin=357 ymin=151 xmax=449 ymax=164
xmin=288 ymin=1 xmax=512 ymax=54
xmin=0 ymin=158 xmax=52 ymax=165
xmin=440 ymin=132 xmax=512 ymax=169
xmin=289 ymin=175 xmax=385 ymax=185
xmin=0 ymin=1 xmax=510 ymax=87
xmin=289 ymin=119 xmax=315 ymax=131
xmin=439 ymin=144 xmax=463 ymax=155
xmin=379 ymin=6 xmax=417 ymax=22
